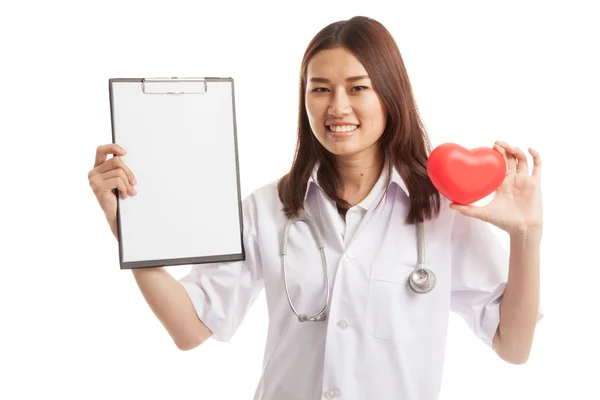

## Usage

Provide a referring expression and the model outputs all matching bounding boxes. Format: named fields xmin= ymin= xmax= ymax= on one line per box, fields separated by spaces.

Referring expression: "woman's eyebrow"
xmin=309 ymin=75 xmax=370 ymax=83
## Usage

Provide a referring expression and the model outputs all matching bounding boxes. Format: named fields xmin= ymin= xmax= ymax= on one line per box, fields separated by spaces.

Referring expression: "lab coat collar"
xmin=304 ymin=157 xmax=410 ymax=204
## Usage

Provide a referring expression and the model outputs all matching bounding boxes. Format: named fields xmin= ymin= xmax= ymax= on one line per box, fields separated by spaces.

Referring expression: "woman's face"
xmin=305 ymin=47 xmax=388 ymax=158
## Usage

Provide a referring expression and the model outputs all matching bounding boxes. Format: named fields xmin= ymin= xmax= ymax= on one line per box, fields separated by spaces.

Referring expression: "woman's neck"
xmin=335 ymin=147 xmax=384 ymax=207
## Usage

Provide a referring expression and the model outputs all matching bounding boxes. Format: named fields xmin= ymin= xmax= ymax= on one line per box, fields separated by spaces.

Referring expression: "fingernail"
xmin=132 ymin=177 xmax=137 ymax=185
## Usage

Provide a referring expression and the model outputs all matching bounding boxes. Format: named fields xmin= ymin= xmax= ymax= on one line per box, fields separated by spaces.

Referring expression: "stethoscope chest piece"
xmin=408 ymin=267 xmax=436 ymax=294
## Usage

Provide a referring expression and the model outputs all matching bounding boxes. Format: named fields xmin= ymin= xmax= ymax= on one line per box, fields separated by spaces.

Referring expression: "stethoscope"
xmin=281 ymin=212 xmax=436 ymax=322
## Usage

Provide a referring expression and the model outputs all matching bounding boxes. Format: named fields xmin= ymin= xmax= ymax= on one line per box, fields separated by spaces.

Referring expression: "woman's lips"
xmin=326 ymin=124 xmax=359 ymax=138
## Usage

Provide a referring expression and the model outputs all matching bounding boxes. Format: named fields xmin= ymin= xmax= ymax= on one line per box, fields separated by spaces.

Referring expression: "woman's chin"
xmin=324 ymin=142 xmax=363 ymax=157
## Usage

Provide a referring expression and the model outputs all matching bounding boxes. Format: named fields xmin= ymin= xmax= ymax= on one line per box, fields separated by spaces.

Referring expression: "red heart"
xmin=427 ymin=143 xmax=506 ymax=205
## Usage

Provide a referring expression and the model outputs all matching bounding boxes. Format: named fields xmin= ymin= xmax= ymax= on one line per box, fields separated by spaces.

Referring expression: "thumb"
xmin=449 ymin=203 xmax=486 ymax=220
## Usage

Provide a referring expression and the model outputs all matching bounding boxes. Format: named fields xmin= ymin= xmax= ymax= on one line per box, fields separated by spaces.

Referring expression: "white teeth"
xmin=328 ymin=125 xmax=359 ymax=133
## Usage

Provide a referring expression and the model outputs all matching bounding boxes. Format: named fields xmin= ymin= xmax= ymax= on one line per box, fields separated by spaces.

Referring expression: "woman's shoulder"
xmin=242 ymin=177 xmax=283 ymax=211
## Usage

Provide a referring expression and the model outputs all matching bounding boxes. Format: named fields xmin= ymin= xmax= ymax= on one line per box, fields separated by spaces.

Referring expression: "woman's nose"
xmin=328 ymin=92 xmax=352 ymax=117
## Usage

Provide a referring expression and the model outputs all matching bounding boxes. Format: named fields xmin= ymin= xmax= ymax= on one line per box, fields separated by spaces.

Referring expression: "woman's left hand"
xmin=449 ymin=141 xmax=543 ymax=236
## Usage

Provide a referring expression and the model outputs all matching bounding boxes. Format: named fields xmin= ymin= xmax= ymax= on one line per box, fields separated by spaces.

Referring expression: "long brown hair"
xmin=277 ymin=16 xmax=440 ymax=225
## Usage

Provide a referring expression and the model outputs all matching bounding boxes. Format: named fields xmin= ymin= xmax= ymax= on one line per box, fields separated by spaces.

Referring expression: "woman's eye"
xmin=311 ymin=86 xmax=368 ymax=93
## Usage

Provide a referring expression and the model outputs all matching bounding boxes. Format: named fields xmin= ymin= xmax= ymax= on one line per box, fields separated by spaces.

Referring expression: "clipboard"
xmin=108 ymin=77 xmax=245 ymax=269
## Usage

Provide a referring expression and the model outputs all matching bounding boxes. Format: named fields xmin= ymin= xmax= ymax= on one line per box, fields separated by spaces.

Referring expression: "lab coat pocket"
xmin=365 ymin=262 xmax=417 ymax=341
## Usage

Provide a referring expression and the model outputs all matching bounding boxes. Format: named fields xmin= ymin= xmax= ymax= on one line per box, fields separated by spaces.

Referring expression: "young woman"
xmin=88 ymin=15 xmax=544 ymax=400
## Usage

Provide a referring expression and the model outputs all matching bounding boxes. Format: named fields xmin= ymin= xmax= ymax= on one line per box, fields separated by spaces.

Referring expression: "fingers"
xmin=529 ymin=147 xmax=542 ymax=178
xmin=495 ymin=141 xmax=517 ymax=177
xmin=106 ymin=177 xmax=129 ymax=200
xmin=105 ymin=168 xmax=137 ymax=197
xmin=107 ymin=157 xmax=136 ymax=184
xmin=507 ymin=146 xmax=528 ymax=176
xmin=89 ymin=155 xmax=136 ymax=187
xmin=493 ymin=143 xmax=509 ymax=176
xmin=90 ymin=169 xmax=136 ymax=200
xmin=94 ymin=144 xmax=126 ymax=168
xmin=88 ymin=143 xmax=137 ymax=200
xmin=495 ymin=141 xmax=538 ymax=177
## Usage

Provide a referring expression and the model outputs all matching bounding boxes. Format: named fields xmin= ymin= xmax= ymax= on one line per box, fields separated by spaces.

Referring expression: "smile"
xmin=326 ymin=124 xmax=360 ymax=139
xmin=327 ymin=124 xmax=359 ymax=133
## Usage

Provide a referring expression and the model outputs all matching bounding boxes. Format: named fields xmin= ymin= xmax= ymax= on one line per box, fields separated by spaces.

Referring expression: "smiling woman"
xmin=306 ymin=51 xmax=387 ymax=152
xmin=87 ymin=14 xmax=544 ymax=400
xmin=278 ymin=17 xmax=440 ymax=223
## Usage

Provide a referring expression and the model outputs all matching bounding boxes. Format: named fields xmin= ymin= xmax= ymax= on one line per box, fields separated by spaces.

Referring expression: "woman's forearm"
xmin=494 ymin=227 xmax=542 ymax=364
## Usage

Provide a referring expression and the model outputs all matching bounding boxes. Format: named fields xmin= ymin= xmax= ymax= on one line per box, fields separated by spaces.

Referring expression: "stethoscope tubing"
xmin=281 ymin=211 xmax=435 ymax=323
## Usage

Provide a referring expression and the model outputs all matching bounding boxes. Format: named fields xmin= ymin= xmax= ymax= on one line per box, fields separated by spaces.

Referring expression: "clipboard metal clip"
xmin=141 ymin=77 xmax=208 ymax=95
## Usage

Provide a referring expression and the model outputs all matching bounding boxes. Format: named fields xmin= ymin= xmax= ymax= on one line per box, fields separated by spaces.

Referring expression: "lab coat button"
xmin=336 ymin=319 xmax=348 ymax=330
xmin=324 ymin=388 xmax=340 ymax=399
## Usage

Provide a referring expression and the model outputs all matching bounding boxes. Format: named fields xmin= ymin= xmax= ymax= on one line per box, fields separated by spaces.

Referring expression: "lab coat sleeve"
xmin=177 ymin=192 xmax=264 ymax=342
xmin=449 ymin=210 xmax=544 ymax=349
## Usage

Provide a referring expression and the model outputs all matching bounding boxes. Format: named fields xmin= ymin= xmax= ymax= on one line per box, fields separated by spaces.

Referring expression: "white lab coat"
xmin=179 ymin=161 xmax=544 ymax=400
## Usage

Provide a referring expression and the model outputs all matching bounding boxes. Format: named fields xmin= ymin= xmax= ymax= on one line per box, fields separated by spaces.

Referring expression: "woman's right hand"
xmin=88 ymin=144 xmax=137 ymax=228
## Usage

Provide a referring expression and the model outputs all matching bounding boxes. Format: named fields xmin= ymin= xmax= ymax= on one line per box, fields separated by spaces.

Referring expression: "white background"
xmin=1 ymin=1 xmax=598 ymax=399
